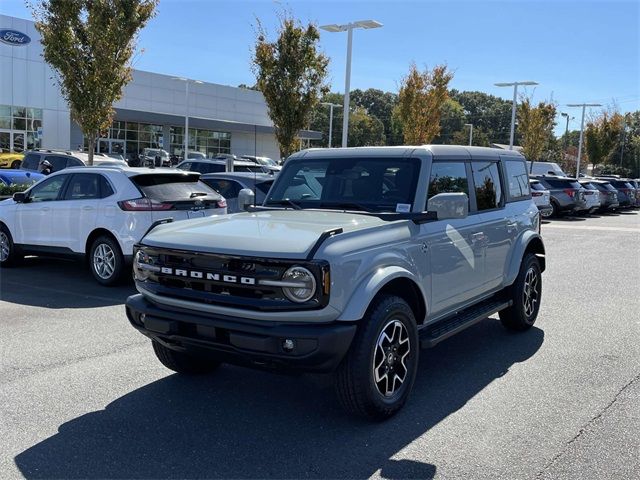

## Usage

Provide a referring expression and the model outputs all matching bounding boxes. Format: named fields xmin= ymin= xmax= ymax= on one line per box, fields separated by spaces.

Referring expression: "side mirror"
xmin=13 ymin=192 xmax=28 ymax=203
xmin=237 ymin=188 xmax=255 ymax=211
xmin=427 ymin=192 xmax=469 ymax=220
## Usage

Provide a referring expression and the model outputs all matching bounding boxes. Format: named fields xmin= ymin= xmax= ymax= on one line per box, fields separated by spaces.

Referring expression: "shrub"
xmin=0 ymin=182 xmax=33 ymax=197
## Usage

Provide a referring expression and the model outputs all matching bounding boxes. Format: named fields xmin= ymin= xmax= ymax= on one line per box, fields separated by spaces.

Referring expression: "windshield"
xmin=265 ymin=157 xmax=421 ymax=212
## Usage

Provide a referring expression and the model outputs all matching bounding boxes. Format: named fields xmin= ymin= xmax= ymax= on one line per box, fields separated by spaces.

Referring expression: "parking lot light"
xmin=566 ymin=103 xmax=602 ymax=178
xmin=320 ymin=20 xmax=383 ymax=148
xmin=465 ymin=123 xmax=473 ymax=146
xmin=321 ymin=102 xmax=342 ymax=147
xmin=494 ymin=81 xmax=539 ymax=149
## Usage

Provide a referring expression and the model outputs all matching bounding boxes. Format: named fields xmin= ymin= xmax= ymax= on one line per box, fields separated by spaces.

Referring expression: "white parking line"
xmin=543 ymin=224 xmax=640 ymax=233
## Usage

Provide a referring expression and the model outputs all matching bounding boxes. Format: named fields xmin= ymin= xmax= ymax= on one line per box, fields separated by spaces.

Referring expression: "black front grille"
xmin=135 ymin=246 xmax=329 ymax=311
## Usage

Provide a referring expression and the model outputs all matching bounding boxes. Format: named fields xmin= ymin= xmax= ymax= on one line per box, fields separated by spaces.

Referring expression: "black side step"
xmin=420 ymin=298 xmax=512 ymax=348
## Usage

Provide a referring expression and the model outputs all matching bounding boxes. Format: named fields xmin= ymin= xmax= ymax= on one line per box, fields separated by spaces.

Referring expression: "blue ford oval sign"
xmin=0 ymin=29 xmax=31 ymax=46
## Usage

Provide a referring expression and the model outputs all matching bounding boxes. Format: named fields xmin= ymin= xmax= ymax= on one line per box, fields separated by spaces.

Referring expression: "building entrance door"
xmin=110 ymin=140 xmax=124 ymax=155
xmin=0 ymin=130 xmax=10 ymax=152
xmin=11 ymin=132 xmax=25 ymax=152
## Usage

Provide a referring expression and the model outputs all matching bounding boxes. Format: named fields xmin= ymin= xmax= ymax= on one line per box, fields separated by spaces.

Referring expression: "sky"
xmin=2 ymin=0 xmax=639 ymax=136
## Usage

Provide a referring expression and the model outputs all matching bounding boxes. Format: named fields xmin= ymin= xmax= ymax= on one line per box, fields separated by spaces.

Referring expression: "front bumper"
xmin=126 ymin=294 xmax=357 ymax=373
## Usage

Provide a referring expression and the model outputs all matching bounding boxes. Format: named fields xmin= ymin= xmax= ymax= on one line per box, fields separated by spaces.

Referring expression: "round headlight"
xmin=281 ymin=266 xmax=316 ymax=303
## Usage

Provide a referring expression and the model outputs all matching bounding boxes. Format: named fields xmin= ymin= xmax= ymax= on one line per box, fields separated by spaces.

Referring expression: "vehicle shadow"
xmin=14 ymin=319 xmax=544 ymax=479
xmin=0 ymin=257 xmax=135 ymax=309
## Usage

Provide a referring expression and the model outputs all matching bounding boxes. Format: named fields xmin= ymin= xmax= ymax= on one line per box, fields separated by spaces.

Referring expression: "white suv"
xmin=0 ymin=167 xmax=227 ymax=285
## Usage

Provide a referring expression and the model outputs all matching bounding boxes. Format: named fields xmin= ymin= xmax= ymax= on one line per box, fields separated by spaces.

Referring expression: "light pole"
xmin=173 ymin=77 xmax=203 ymax=159
xmin=560 ymin=112 xmax=574 ymax=151
xmin=321 ymin=102 xmax=342 ymax=147
xmin=494 ymin=80 xmax=539 ymax=149
xmin=464 ymin=123 xmax=473 ymax=146
xmin=566 ymin=103 xmax=602 ymax=178
xmin=320 ymin=20 xmax=383 ymax=148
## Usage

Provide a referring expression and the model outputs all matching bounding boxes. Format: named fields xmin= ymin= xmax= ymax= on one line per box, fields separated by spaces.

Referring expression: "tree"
xmin=348 ymin=107 xmax=385 ymax=147
xmin=517 ymin=98 xmax=557 ymax=166
xmin=252 ymin=13 xmax=329 ymax=158
xmin=585 ymin=111 xmax=624 ymax=166
xmin=350 ymin=89 xmax=400 ymax=144
xmin=395 ymin=63 xmax=453 ymax=144
xmin=435 ymin=98 xmax=466 ymax=144
xmin=31 ymin=0 xmax=157 ymax=165
xmin=449 ymin=90 xmax=513 ymax=144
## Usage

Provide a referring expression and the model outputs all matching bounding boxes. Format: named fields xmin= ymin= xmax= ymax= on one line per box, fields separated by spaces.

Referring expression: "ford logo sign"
xmin=0 ymin=29 xmax=31 ymax=46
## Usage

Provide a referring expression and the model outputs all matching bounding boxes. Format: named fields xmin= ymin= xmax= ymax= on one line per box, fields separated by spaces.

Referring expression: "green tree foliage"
xmin=395 ymin=63 xmax=453 ymax=144
xmin=435 ymin=99 xmax=466 ymax=144
xmin=30 ymin=0 xmax=157 ymax=165
xmin=517 ymin=98 xmax=557 ymax=165
xmin=451 ymin=125 xmax=491 ymax=146
xmin=449 ymin=90 xmax=512 ymax=144
xmin=252 ymin=14 xmax=329 ymax=158
xmin=585 ymin=111 xmax=624 ymax=166
xmin=350 ymin=89 xmax=401 ymax=144
xmin=348 ymin=107 xmax=385 ymax=147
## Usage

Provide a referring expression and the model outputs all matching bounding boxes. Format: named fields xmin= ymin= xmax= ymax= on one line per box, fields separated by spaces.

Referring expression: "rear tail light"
xmin=531 ymin=191 xmax=543 ymax=197
xmin=118 ymin=198 xmax=172 ymax=211
xmin=564 ymin=189 xmax=576 ymax=198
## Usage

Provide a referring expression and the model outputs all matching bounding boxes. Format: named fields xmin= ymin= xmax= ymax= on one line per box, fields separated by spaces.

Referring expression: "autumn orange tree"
xmin=395 ymin=63 xmax=453 ymax=144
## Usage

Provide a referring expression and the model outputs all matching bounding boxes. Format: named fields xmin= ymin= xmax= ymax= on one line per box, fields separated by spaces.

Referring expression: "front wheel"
xmin=0 ymin=225 xmax=22 ymax=267
xmin=335 ymin=294 xmax=419 ymax=420
xmin=152 ymin=340 xmax=221 ymax=374
xmin=89 ymin=235 xmax=124 ymax=286
xmin=11 ymin=160 xmax=21 ymax=169
xmin=499 ymin=253 xmax=542 ymax=331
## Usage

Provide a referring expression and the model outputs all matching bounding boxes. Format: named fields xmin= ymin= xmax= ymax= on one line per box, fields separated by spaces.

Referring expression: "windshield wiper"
xmin=265 ymin=199 xmax=302 ymax=210
xmin=319 ymin=201 xmax=374 ymax=212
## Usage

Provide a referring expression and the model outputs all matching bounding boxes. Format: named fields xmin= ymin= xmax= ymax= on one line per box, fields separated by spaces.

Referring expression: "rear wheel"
xmin=89 ymin=235 xmax=124 ymax=286
xmin=335 ymin=294 xmax=418 ymax=420
xmin=0 ymin=225 xmax=22 ymax=267
xmin=500 ymin=253 xmax=542 ymax=331
xmin=10 ymin=160 xmax=21 ymax=169
xmin=152 ymin=340 xmax=221 ymax=374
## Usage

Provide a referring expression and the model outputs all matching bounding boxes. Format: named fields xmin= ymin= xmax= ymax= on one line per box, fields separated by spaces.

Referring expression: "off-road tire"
xmin=335 ymin=294 xmax=419 ymax=420
xmin=152 ymin=340 xmax=221 ymax=374
xmin=0 ymin=224 xmax=22 ymax=267
xmin=89 ymin=235 xmax=124 ymax=286
xmin=499 ymin=253 xmax=542 ymax=331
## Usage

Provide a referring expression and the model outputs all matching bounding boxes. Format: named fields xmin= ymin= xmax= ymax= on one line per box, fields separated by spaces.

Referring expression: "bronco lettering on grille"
xmin=159 ymin=266 xmax=256 ymax=285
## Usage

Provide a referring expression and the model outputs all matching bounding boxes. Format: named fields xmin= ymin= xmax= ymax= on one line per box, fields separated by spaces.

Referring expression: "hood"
xmin=141 ymin=209 xmax=386 ymax=259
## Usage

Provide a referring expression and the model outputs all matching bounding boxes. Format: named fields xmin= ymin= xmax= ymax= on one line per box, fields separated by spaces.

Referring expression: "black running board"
xmin=420 ymin=298 xmax=512 ymax=348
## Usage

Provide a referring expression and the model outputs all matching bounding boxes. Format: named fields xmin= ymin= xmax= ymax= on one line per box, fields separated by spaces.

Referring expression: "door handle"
xmin=82 ymin=206 xmax=95 ymax=211
xmin=40 ymin=207 xmax=50 ymax=212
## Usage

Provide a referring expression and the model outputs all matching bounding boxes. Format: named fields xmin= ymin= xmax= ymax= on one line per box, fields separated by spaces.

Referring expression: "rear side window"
xmin=192 ymin=162 xmax=225 ymax=174
xmin=580 ymin=182 xmax=597 ymax=191
xmin=504 ymin=160 xmax=530 ymax=201
xmin=22 ymin=153 xmax=40 ymax=170
xmin=235 ymin=165 xmax=263 ymax=173
xmin=177 ymin=162 xmax=192 ymax=171
xmin=132 ymin=174 xmax=219 ymax=201
xmin=44 ymin=155 xmax=69 ymax=172
xmin=99 ymin=175 xmax=115 ymax=197
xmin=471 ymin=161 xmax=502 ymax=210
xmin=64 ymin=173 xmax=100 ymax=200
xmin=204 ymin=179 xmax=242 ymax=199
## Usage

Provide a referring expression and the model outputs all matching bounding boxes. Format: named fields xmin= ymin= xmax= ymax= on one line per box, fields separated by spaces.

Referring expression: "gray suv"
xmin=532 ymin=176 xmax=586 ymax=217
xmin=126 ymin=146 xmax=546 ymax=419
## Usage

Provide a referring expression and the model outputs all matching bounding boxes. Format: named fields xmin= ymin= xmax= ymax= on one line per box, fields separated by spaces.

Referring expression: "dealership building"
xmin=1 ymin=14 xmax=319 ymax=161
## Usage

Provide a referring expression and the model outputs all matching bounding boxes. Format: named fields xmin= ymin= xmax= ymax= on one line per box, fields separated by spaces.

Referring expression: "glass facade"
xmin=0 ymin=104 xmax=43 ymax=153
xmin=84 ymin=120 xmax=164 ymax=159
xmin=169 ymin=126 xmax=231 ymax=157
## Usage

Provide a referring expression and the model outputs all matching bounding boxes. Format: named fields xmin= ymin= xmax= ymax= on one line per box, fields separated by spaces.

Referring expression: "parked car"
xmin=177 ymin=158 xmax=266 ymax=175
xmin=0 ymin=169 xmax=45 ymax=187
xmin=201 ymin=172 xmax=276 ymax=213
xmin=215 ymin=154 xmax=280 ymax=174
xmin=529 ymin=179 xmax=552 ymax=217
xmin=140 ymin=148 xmax=171 ymax=167
xmin=0 ymin=167 xmax=226 ymax=285
xmin=526 ymin=161 xmax=567 ymax=177
xmin=20 ymin=149 xmax=127 ymax=174
xmin=625 ymin=179 xmax=640 ymax=207
xmin=0 ymin=150 xmax=24 ymax=169
xmin=187 ymin=152 xmax=207 ymax=160
xmin=240 ymin=155 xmax=282 ymax=171
xmin=576 ymin=179 xmax=601 ymax=214
xmin=586 ymin=179 xmax=619 ymax=211
xmin=532 ymin=176 xmax=587 ymax=217
xmin=596 ymin=177 xmax=636 ymax=208
xmin=126 ymin=145 xmax=545 ymax=420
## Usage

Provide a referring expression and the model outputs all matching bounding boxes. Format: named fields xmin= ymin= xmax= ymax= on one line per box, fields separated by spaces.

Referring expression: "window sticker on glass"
xmin=396 ymin=203 xmax=411 ymax=213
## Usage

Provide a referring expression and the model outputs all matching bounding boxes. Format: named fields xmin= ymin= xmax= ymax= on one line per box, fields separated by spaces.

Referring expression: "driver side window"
xmin=29 ymin=175 xmax=68 ymax=202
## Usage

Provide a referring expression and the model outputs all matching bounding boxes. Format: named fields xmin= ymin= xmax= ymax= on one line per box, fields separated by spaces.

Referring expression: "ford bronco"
xmin=125 ymin=145 xmax=545 ymax=419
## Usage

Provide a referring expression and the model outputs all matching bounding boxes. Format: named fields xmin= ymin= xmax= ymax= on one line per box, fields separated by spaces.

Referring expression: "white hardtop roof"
xmin=289 ymin=145 xmax=525 ymax=160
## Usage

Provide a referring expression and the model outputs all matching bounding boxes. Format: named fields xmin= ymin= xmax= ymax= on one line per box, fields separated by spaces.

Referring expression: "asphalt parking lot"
xmin=1 ymin=210 xmax=639 ymax=479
